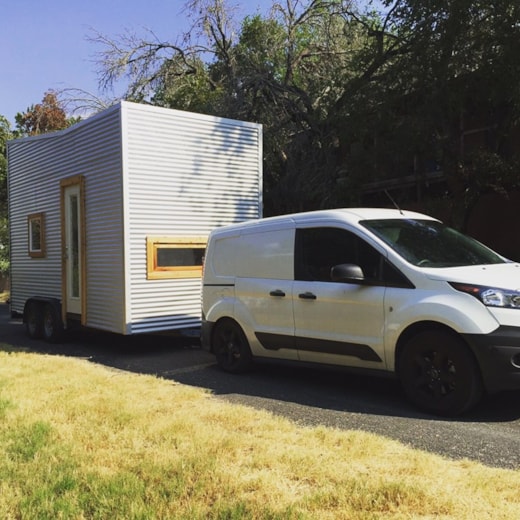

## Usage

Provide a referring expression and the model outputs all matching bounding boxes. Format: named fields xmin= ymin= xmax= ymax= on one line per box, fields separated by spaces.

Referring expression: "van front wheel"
xmin=213 ymin=319 xmax=253 ymax=373
xmin=399 ymin=330 xmax=483 ymax=416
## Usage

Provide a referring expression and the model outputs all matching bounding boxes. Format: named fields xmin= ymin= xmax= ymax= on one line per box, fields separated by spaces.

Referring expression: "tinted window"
xmin=157 ymin=247 xmax=204 ymax=267
xmin=295 ymin=227 xmax=382 ymax=282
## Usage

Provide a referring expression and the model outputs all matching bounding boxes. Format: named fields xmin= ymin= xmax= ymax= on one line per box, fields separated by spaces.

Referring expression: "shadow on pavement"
xmin=1 ymin=302 xmax=520 ymax=424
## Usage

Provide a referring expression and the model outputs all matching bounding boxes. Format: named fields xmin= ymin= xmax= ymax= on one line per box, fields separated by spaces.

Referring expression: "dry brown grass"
xmin=0 ymin=349 xmax=519 ymax=519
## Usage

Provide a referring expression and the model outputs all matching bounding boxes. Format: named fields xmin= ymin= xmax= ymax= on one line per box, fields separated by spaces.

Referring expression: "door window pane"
xmin=69 ymin=194 xmax=80 ymax=297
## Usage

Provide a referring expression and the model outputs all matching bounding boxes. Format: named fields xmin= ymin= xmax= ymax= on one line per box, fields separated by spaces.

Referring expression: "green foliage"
xmin=0 ymin=116 xmax=9 ymax=203
xmin=6 ymin=421 xmax=53 ymax=462
xmin=0 ymin=92 xmax=78 ymax=276
xmin=0 ymin=217 xmax=8 ymax=275
xmin=92 ymin=0 xmax=520 ymax=218
xmin=0 ymin=116 xmax=11 ymax=275
xmin=152 ymin=56 xmax=225 ymax=114
xmin=0 ymin=397 xmax=13 ymax=419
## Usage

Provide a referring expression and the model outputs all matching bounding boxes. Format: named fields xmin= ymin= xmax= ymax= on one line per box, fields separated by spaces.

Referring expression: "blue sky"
xmin=1 ymin=0 xmax=273 ymax=125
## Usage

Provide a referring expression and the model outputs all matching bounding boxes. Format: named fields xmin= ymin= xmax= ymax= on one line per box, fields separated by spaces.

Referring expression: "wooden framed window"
xmin=146 ymin=236 xmax=207 ymax=279
xmin=28 ymin=213 xmax=45 ymax=258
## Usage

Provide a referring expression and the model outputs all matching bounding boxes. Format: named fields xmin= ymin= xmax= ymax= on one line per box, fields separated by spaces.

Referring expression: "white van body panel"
xmin=235 ymin=227 xmax=295 ymax=279
xmin=204 ymin=223 xmax=298 ymax=360
xmin=383 ymin=288 xmax=501 ymax=371
xmin=202 ymin=207 xmax=520 ymax=415
xmin=293 ymin=280 xmax=387 ymax=368
xmin=424 ymin=263 xmax=520 ymax=286
xmin=234 ymin=278 xmax=298 ymax=360
xmin=203 ymin=208 xmax=506 ymax=354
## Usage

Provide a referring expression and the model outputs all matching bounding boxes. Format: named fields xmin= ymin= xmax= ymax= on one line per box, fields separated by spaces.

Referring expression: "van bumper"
xmin=201 ymin=319 xmax=214 ymax=352
xmin=463 ymin=326 xmax=520 ymax=394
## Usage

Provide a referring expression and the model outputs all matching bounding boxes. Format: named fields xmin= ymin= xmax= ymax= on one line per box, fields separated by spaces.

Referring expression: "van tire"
xmin=399 ymin=329 xmax=483 ymax=416
xmin=213 ymin=319 xmax=253 ymax=373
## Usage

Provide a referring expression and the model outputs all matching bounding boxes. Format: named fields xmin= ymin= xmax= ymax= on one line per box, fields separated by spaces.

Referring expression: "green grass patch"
xmin=0 ymin=349 xmax=519 ymax=519
xmin=6 ymin=420 xmax=53 ymax=461
xmin=0 ymin=397 xmax=13 ymax=418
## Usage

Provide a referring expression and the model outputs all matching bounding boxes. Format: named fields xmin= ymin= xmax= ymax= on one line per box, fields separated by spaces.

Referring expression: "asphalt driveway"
xmin=2 ymin=302 xmax=520 ymax=470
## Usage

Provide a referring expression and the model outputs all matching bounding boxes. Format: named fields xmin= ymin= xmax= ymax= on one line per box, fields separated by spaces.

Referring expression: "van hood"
xmin=425 ymin=262 xmax=520 ymax=289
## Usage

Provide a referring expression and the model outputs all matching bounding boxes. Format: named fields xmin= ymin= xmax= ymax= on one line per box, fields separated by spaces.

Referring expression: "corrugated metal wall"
xmin=122 ymin=102 xmax=262 ymax=333
xmin=8 ymin=135 xmax=63 ymax=312
xmin=8 ymin=101 xmax=262 ymax=336
xmin=8 ymin=106 xmax=126 ymax=333
xmin=81 ymin=109 xmax=126 ymax=333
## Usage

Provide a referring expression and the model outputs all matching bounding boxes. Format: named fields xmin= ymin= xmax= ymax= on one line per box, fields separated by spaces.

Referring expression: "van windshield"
xmin=361 ymin=219 xmax=506 ymax=267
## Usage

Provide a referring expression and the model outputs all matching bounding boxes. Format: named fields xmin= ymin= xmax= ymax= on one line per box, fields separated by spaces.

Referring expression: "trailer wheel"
xmin=213 ymin=319 xmax=253 ymax=373
xmin=25 ymin=301 xmax=43 ymax=339
xmin=42 ymin=303 xmax=64 ymax=343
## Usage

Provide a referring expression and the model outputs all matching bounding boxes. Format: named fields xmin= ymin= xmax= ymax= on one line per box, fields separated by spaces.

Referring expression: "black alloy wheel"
xmin=399 ymin=329 xmax=483 ymax=416
xmin=212 ymin=319 xmax=253 ymax=373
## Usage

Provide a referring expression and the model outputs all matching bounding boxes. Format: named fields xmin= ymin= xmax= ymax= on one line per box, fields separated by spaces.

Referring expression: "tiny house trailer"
xmin=7 ymin=101 xmax=262 ymax=341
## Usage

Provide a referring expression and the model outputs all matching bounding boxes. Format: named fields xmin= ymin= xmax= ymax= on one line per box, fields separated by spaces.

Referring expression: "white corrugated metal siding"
xmin=8 ymin=136 xmax=63 ymax=311
xmin=122 ymin=102 xmax=262 ymax=333
xmin=8 ymin=105 xmax=127 ymax=333
xmin=8 ymin=101 xmax=262 ymax=336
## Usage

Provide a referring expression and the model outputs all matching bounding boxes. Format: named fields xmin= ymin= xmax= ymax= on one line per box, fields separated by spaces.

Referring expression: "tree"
xmin=338 ymin=0 xmax=520 ymax=224
xmin=91 ymin=0 xmax=370 ymax=214
xmin=90 ymin=0 xmax=520 ymax=221
xmin=15 ymin=90 xmax=78 ymax=136
xmin=0 ymin=116 xmax=12 ymax=275
xmin=1 ymin=91 xmax=80 ymax=277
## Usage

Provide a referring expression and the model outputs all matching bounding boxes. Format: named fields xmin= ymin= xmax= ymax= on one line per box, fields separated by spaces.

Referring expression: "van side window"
xmin=295 ymin=227 xmax=382 ymax=282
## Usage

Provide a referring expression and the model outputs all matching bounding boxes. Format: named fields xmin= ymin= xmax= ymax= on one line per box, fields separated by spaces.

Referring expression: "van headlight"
xmin=450 ymin=282 xmax=520 ymax=309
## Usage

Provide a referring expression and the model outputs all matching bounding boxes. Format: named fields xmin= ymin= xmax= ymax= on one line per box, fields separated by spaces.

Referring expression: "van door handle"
xmin=269 ymin=290 xmax=286 ymax=297
xmin=299 ymin=292 xmax=317 ymax=300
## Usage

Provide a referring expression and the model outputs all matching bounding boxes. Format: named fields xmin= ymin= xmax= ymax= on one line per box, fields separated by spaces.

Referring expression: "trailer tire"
xmin=25 ymin=301 xmax=43 ymax=339
xmin=42 ymin=303 xmax=64 ymax=343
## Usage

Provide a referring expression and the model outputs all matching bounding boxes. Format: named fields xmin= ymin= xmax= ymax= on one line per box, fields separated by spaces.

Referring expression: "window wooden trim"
xmin=146 ymin=236 xmax=207 ymax=280
xmin=28 ymin=212 xmax=45 ymax=258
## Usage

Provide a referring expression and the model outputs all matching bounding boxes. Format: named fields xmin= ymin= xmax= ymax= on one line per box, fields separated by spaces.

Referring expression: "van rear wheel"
xmin=213 ymin=319 xmax=253 ymax=373
xmin=399 ymin=329 xmax=483 ymax=416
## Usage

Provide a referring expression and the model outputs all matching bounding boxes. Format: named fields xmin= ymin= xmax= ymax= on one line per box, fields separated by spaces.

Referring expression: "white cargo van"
xmin=201 ymin=208 xmax=520 ymax=415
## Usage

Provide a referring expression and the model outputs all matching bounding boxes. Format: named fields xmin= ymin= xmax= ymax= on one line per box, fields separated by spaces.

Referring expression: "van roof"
xmin=211 ymin=208 xmax=437 ymax=234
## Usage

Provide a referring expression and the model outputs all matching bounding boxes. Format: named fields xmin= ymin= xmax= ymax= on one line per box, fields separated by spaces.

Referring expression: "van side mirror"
xmin=330 ymin=263 xmax=365 ymax=283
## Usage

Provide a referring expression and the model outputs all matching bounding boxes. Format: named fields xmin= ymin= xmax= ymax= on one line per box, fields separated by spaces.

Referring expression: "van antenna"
xmin=384 ymin=189 xmax=404 ymax=215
